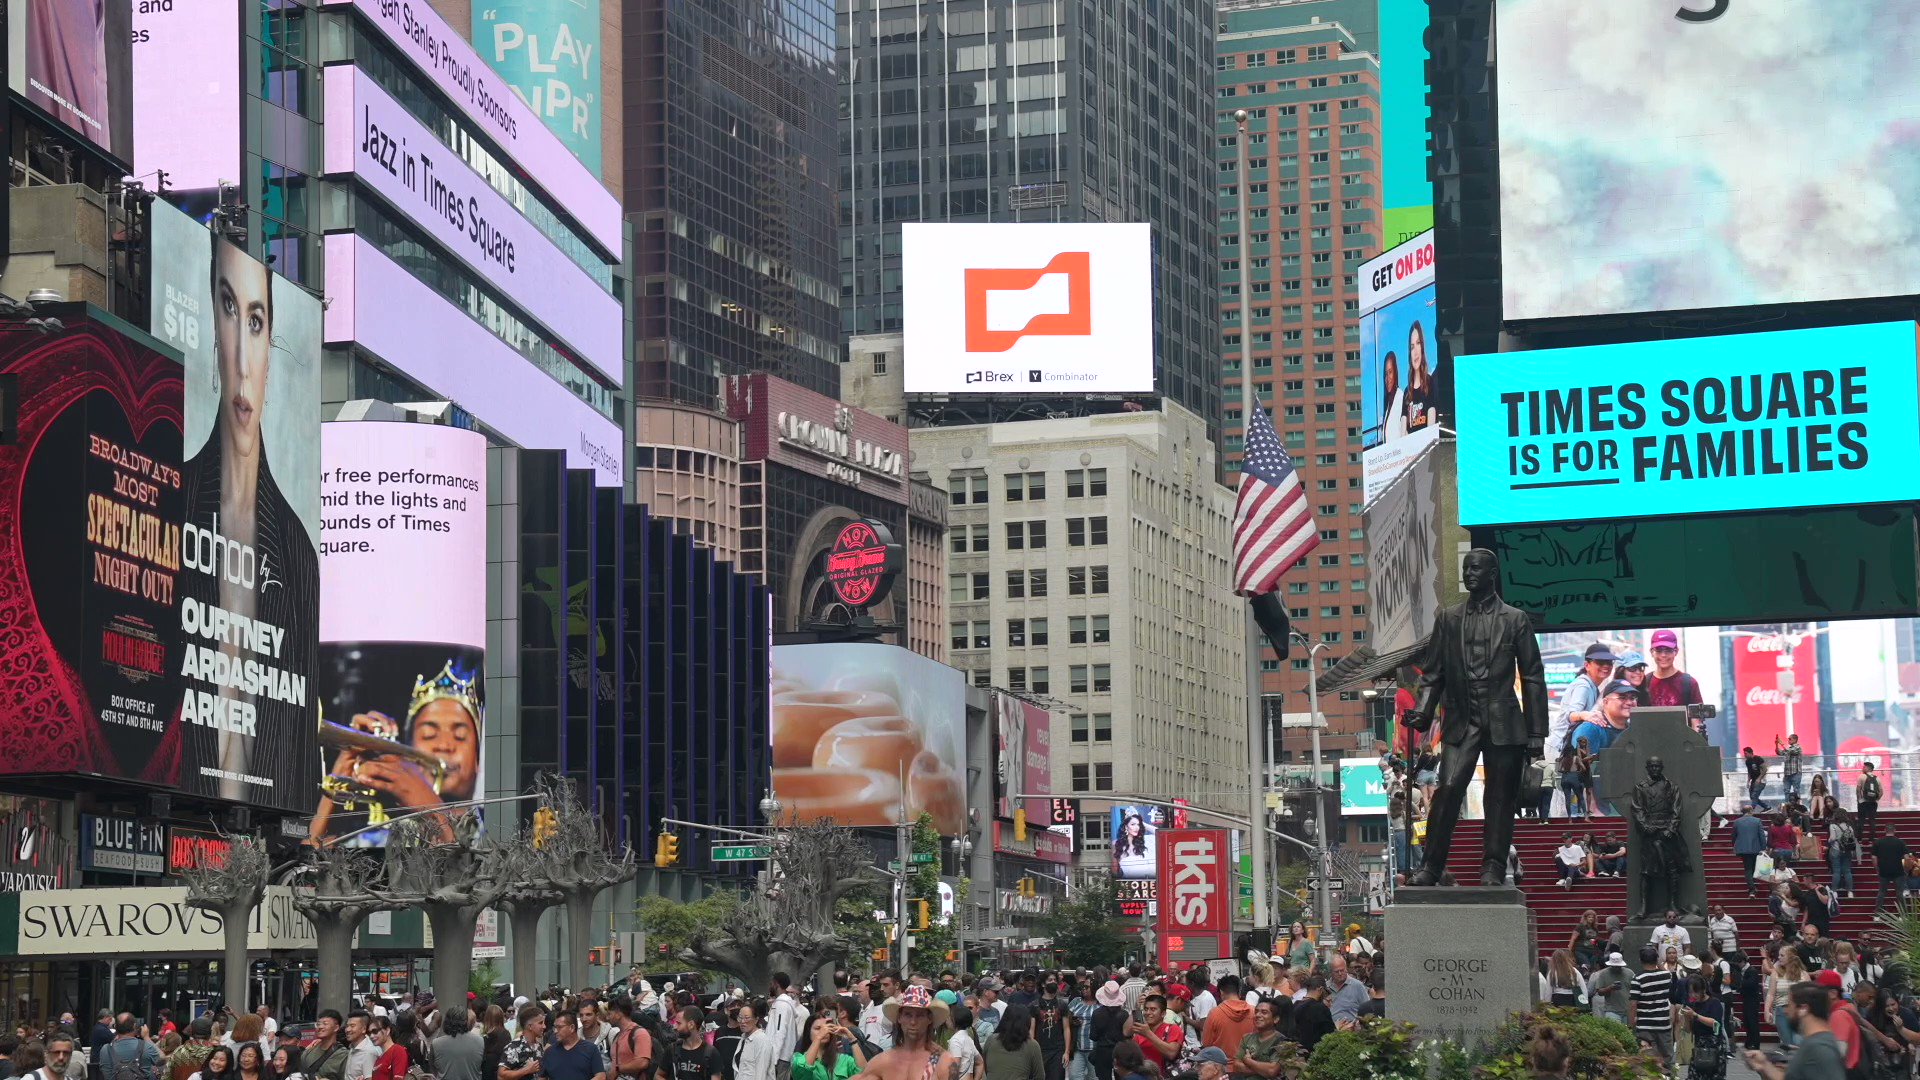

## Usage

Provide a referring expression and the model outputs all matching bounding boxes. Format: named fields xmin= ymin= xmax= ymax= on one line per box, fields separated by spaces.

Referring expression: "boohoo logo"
xmin=182 ymin=513 xmax=280 ymax=592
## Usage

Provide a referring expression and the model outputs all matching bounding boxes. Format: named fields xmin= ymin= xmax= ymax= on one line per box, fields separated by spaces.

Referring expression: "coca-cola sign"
xmin=1732 ymin=629 xmax=1820 ymax=754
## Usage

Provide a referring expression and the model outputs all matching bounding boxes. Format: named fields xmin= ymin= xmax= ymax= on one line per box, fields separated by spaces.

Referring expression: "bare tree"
xmin=385 ymin=816 xmax=531 ymax=1001
xmin=672 ymin=819 xmax=879 ymax=989
xmin=293 ymin=843 xmax=400 ymax=1017
xmin=529 ymin=775 xmax=637 ymax=991
xmin=179 ymin=833 xmax=271 ymax=1013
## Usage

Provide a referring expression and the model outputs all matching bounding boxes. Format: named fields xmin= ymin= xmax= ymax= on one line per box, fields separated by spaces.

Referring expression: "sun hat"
xmin=1679 ymin=955 xmax=1703 ymax=971
xmin=1604 ymin=953 xmax=1627 ymax=969
xmin=1096 ymin=981 xmax=1126 ymax=1007
xmin=884 ymin=985 xmax=951 ymax=1024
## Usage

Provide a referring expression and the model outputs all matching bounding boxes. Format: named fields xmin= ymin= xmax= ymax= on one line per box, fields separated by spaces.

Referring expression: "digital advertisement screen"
xmin=131 ymin=0 xmax=239 ymax=191
xmin=475 ymin=0 xmax=603 ymax=174
xmin=0 ymin=319 xmax=184 ymax=788
xmin=1111 ymin=803 xmax=1166 ymax=889
xmin=1338 ymin=758 xmax=1391 ymax=816
xmin=314 ymin=422 xmax=488 ymax=845
xmin=1364 ymin=447 xmax=1445 ymax=655
xmin=323 ymin=234 xmax=623 ymax=486
xmin=1456 ymin=322 xmax=1920 ymax=526
xmin=770 ymin=643 xmax=967 ymax=835
xmin=322 ymin=65 xmax=622 ymax=382
xmin=149 ymin=203 xmax=323 ymax=812
xmin=1497 ymin=0 xmax=1920 ymax=320
xmin=8 ymin=0 xmax=134 ymax=162
xmin=992 ymin=692 xmax=1051 ymax=822
xmin=901 ymin=223 xmax=1155 ymax=394
xmin=1359 ymin=231 xmax=1441 ymax=506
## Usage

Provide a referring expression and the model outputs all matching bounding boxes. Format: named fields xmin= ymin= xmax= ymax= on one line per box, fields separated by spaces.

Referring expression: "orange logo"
xmin=964 ymin=251 xmax=1093 ymax=352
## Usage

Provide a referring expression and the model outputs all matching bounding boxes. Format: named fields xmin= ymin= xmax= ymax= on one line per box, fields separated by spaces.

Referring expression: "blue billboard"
xmin=1457 ymin=322 xmax=1920 ymax=526
xmin=474 ymin=0 xmax=603 ymax=174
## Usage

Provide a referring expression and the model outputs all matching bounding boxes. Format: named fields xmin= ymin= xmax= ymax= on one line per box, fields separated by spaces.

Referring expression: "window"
xmin=1008 ymin=618 xmax=1028 ymax=647
xmin=1027 ymin=666 xmax=1051 ymax=693
xmin=1093 ymin=664 xmax=1112 ymax=692
xmin=1068 ymin=566 xmax=1088 ymax=595
xmin=1005 ymin=472 xmax=1046 ymax=500
xmin=1005 ymin=520 xmax=1047 ymax=550
xmin=1071 ymin=713 xmax=1113 ymax=743
xmin=1091 ymin=614 xmax=1110 ymax=643
xmin=1319 ymin=554 xmax=1340 ymax=567
xmin=1008 ymin=667 xmax=1026 ymax=691
xmin=950 ymin=573 xmax=989 ymax=602
xmin=1071 ymin=764 xmax=1090 ymax=791
xmin=1005 ymin=569 xmax=1048 ymax=599
xmin=950 ymin=523 xmax=989 ymax=553
xmin=948 ymin=472 xmax=987 ymax=505
xmin=949 ymin=620 xmax=989 ymax=651
xmin=973 ymin=669 xmax=993 ymax=687
xmin=1069 ymin=616 xmax=1088 ymax=644
xmin=1070 ymin=665 xmax=1090 ymax=693
xmin=1081 ymin=816 xmax=1107 ymax=845
xmin=1067 ymin=516 xmax=1109 ymax=546
xmin=1094 ymin=763 xmax=1114 ymax=791
xmin=1091 ymin=565 xmax=1109 ymax=594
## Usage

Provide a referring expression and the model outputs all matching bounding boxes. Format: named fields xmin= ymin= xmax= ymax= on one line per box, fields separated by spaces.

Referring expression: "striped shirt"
xmin=1631 ymin=971 xmax=1675 ymax=1032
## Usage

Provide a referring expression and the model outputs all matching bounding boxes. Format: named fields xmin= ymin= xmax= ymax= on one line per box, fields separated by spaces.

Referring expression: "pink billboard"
xmin=321 ymin=0 xmax=621 ymax=255
xmin=324 ymin=234 xmax=622 ymax=485
xmin=324 ymin=65 xmax=622 ymax=382
xmin=131 ymin=0 xmax=239 ymax=191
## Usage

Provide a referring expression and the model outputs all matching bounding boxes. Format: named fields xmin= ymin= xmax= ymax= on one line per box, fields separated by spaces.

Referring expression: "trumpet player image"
xmin=311 ymin=658 xmax=483 ymax=844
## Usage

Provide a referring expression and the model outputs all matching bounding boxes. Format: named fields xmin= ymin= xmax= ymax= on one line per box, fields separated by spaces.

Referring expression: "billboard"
xmin=323 ymin=235 xmax=621 ymax=484
xmin=475 ymin=0 xmax=603 ymax=174
xmin=1155 ymin=828 xmax=1231 ymax=969
xmin=313 ymin=422 xmax=489 ymax=844
xmin=1365 ymin=447 xmax=1445 ymax=655
xmin=1359 ymin=231 xmax=1441 ymax=506
xmin=0 ymin=318 xmax=185 ymax=789
xmin=1497 ymin=0 xmax=1920 ymax=321
xmin=8 ymin=0 xmax=133 ymax=162
xmin=1457 ymin=322 xmax=1920 ymax=527
xmin=149 ymin=202 xmax=323 ymax=812
xmin=322 ymin=65 xmax=623 ymax=382
xmin=992 ymin=693 xmax=1051 ymax=821
xmin=770 ymin=643 xmax=967 ymax=835
xmin=901 ymin=223 xmax=1154 ymax=394
xmin=321 ymin=0 xmax=622 ymax=255
xmin=131 ymin=0 xmax=240 ymax=192
xmin=0 ymin=798 xmax=73 ymax=892
xmin=1112 ymin=803 xmax=1166 ymax=906
xmin=1338 ymin=759 xmax=1391 ymax=816
xmin=79 ymin=814 xmax=166 ymax=874
xmin=1730 ymin=630 xmax=1822 ymax=757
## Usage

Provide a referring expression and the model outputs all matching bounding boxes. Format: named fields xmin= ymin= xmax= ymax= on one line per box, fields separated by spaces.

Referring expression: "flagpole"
xmin=1234 ymin=108 xmax=1273 ymax=938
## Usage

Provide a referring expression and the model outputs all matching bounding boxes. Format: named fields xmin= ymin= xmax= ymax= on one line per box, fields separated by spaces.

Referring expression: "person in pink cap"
xmin=1645 ymin=630 xmax=1703 ymax=710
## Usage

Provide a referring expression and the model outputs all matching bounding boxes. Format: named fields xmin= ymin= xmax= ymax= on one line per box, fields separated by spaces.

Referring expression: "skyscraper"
xmin=838 ymin=0 xmax=1222 ymax=443
xmin=627 ymin=0 xmax=843 ymax=408
xmin=1217 ymin=0 xmax=1383 ymax=737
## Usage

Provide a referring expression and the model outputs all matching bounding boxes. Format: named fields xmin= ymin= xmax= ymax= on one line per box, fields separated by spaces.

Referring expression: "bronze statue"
xmin=1403 ymin=548 xmax=1548 ymax=886
xmin=1629 ymin=755 xmax=1700 ymax=919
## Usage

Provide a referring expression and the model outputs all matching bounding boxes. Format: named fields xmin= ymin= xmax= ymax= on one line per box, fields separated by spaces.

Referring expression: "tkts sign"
xmin=1156 ymin=828 xmax=1230 ymax=968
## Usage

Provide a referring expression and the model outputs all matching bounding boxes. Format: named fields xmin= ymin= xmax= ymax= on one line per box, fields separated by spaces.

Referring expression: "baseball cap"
xmin=1195 ymin=1048 xmax=1230 ymax=1066
xmin=1602 ymin=680 xmax=1638 ymax=698
xmin=1619 ymin=650 xmax=1648 ymax=670
xmin=1164 ymin=984 xmax=1193 ymax=1003
xmin=1813 ymin=970 xmax=1844 ymax=989
xmin=1584 ymin=643 xmax=1619 ymax=663
xmin=1651 ymin=629 xmax=1680 ymax=650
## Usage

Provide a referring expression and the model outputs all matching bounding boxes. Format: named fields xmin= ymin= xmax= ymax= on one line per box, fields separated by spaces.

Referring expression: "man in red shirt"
xmin=1128 ymin=995 xmax=1184 ymax=1072
xmin=1814 ymin=970 xmax=1862 ymax=1072
xmin=1646 ymin=630 xmax=1703 ymax=709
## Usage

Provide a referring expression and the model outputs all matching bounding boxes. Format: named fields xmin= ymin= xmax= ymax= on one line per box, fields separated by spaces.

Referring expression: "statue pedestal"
xmin=1386 ymin=887 xmax=1536 ymax=1046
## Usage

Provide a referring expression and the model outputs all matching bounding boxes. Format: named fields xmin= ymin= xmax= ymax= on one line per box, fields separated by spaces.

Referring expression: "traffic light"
xmin=872 ymin=948 xmax=891 ymax=962
xmin=913 ymin=899 xmax=931 ymax=930
xmin=1017 ymin=877 xmax=1037 ymax=899
xmin=1013 ymin=808 xmax=1028 ymax=842
xmin=588 ymin=947 xmax=606 ymax=965
xmin=532 ymin=807 xmax=558 ymax=849
xmin=654 ymin=831 xmax=681 ymax=868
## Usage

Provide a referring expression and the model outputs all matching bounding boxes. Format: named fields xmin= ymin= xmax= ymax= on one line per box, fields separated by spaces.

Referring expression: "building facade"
xmin=1216 ymin=3 xmax=1383 ymax=739
xmin=838 ymin=0 xmax=1223 ymax=443
xmin=909 ymin=404 xmax=1247 ymax=882
xmin=626 ymin=0 xmax=842 ymax=408
xmin=633 ymin=403 xmax=747 ymax=560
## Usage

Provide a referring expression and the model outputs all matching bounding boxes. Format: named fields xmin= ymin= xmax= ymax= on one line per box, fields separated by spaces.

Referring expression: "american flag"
xmin=1232 ymin=404 xmax=1320 ymax=596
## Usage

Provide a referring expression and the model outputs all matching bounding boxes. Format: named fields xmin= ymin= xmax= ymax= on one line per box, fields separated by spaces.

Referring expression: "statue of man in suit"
xmin=1403 ymin=548 xmax=1549 ymax=886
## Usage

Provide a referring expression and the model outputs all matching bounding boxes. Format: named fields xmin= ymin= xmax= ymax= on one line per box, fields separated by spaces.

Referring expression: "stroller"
xmin=1687 ymin=1017 xmax=1732 ymax=1080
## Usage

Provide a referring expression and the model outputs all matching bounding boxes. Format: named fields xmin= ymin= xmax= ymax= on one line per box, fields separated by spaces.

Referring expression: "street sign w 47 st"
xmin=712 ymin=844 xmax=771 ymax=862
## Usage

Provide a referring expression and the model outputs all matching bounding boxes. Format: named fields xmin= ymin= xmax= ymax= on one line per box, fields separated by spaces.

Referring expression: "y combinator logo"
xmin=964 ymin=251 xmax=1093 ymax=353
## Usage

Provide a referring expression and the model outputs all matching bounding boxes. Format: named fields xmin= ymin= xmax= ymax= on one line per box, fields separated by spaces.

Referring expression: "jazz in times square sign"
xmin=1457 ymin=322 xmax=1920 ymax=526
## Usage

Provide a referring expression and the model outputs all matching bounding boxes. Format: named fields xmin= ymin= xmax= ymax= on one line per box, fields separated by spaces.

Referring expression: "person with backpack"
xmin=1085 ymin=984 xmax=1129 ymax=1080
xmin=1858 ymin=763 xmax=1883 ymax=841
xmin=603 ymin=999 xmax=652 ymax=1080
xmin=100 ymin=1017 xmax=163 ymax=1080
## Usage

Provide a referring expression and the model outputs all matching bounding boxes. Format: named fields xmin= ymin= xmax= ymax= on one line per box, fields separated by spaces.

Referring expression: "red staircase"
xmin=1432 ymin=809 xmax=1915 ymax=969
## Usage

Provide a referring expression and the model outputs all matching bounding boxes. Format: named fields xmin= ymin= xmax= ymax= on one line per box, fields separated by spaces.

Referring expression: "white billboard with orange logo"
xmin=901 ymin=223 xmax=1154 ymax=394
xmin=770 ymin=643 xmax=968 ymax=836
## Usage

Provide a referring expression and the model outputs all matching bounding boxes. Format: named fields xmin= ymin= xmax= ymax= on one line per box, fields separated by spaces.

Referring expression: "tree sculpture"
xmin=670 ymin=818 xmax=879 ymax=989
xmin=294 ymin=842 xmax=400 ymax=1016
xmin=178 ymin=832 xmax=271 ymax=1013
xmin=385 ymin=815 xmax=531 ymax=1001
xmin=529 ymin=775 xmax=638 ymax=991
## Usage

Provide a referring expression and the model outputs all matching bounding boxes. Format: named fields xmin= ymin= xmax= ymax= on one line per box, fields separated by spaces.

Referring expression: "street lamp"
xmin=1289 ymin=632 xmax=1336 ymax=958
xmin=759 ymin=796 xmax=782 ymax=820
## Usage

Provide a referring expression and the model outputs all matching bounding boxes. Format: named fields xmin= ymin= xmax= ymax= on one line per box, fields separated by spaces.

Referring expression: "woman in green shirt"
xmin=793 ymin=1016 xmax=862 ymax=1080
xmin=981 ymin=1005 xmax=1045 ymax=1080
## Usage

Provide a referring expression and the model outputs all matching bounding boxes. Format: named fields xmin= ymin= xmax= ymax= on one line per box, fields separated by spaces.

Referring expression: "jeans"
xmin=1393 ymin=827 xmax=1412 ymax=878
xmin=1536 ymin=786 xmax=1555 ymax=820
xmin=1831 ymin=851 xmax=1856 ymax=894
xmin=1562 ymin=776 xmax=1587 ymax=817
xmin=1558 ymin=859 xmax=1583 ymax=883
xmin=1774 ymin=1005 xmax=1798 ymax=1049
xmin=1599 ymin=855 xmax=1624 ymax=876
xmin=1639 ymin=1030 xmax=1673 ymax=1065
xmin=1877 ymin=873 xmax=1904 ymax=911
xmin=1784 ymin=772 xmax=1802 ymax=801
xmin=1748 ymin=779 xmax=1767 ymax=808
xmin=1068 ymin=1056 xmax=1096 ymax=1080
xmin=1772 ymin=847 xmax=1793 ymax=869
